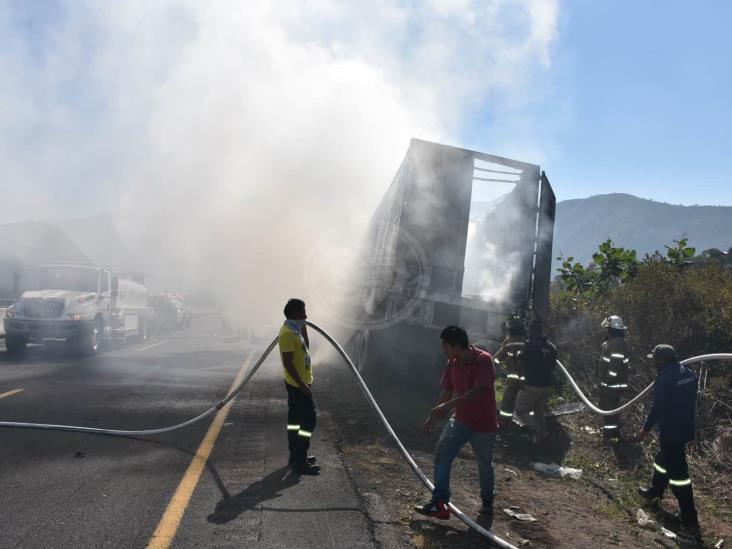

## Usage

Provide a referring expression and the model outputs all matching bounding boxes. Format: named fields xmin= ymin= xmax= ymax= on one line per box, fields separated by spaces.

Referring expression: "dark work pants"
xmin=651 ymin=440 xmax=698 ymax=525
xmin=599 ymin=387 xmax=621 ymax=435
xmin=286 ymin=382 xmax=317 ymax=467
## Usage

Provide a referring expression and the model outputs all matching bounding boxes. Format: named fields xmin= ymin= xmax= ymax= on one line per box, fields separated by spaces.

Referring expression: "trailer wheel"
xmin=5 ymin=335 xmax=27 ymax=360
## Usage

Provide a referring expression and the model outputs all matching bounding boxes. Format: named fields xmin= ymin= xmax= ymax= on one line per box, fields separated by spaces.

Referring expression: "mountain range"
xmin=553 ymin=193 xmax=732 ymax=267
xmin=0 ymin=193 xmax=730 ymax=297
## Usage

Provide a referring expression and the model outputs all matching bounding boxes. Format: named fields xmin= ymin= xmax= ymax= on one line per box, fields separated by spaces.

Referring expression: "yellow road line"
xmin=146 ymin=353 xmax=254 ymax=549
xmin=0 ymin=389 xmax=24 ymax=400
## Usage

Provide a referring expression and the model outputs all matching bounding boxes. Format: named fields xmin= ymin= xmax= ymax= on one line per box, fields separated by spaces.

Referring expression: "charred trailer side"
xmin=347 ymin=139 xmax=555 ymax=392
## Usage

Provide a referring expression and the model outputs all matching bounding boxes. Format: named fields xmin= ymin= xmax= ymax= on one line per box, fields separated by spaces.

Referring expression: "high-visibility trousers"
xmin=286 ymin=382 xmax=317 ymax=466
xmin=499 ymin=378 xmax=524 ymax=421
xmin=598 ymin=385 xmax=622 ymax=435
xmin=650 ymin=440 xmax=698 ymax=525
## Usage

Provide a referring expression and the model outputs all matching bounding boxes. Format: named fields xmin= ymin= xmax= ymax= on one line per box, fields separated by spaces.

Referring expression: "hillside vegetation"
xmin=549 ymin=238 xmax=732 ymax=535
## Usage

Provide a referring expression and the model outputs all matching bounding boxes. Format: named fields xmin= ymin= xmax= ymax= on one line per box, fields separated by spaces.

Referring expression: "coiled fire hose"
xmin=1 ymin=325 xmax=730 ymax=548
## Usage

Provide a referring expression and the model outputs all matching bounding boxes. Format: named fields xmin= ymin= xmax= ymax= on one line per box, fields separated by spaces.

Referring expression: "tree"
xmin=556 ymin=239 xmax=639 ymax=297
xmin=664 ymin=238 xmax=696 ymax=270
xmin=556 ymin=255 xmax=596 ymax=296
xmin=591 ymin=239 xmax=639 ymax=294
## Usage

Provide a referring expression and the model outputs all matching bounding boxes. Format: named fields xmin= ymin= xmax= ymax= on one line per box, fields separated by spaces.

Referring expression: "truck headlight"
xmin=67 ymin=313 xmax=91 ymax=321
xmin=5 ymin=309 xmax=18 ymax=319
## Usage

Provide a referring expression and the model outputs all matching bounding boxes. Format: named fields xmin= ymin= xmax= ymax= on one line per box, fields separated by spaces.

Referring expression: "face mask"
xmin=288 ymin=319 xmax=306 ymax=331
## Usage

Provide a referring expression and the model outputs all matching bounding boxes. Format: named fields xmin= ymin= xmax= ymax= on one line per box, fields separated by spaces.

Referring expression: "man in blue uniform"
xmin=638 ymin=344 xmax=700 ymax=543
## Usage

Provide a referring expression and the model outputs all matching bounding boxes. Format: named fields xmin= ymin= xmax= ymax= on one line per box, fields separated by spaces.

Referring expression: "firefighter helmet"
xmin=601 ymin=315 xmax=627 ymax=331
xmin=506 ymin=313 xmax=525 ymax=331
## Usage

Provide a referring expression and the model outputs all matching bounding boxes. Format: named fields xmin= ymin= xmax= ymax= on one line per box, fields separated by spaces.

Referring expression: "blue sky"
xmin=465 ymin=0 xmax=732 ymax=206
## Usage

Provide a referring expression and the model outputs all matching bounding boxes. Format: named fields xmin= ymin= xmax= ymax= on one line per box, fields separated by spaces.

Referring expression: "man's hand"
xmin=638 ymin=428 xmax=648 ymax=441
xmin=432 ymin=402 xmax=451 ymax=418
xmin=299 ymin=384 xmax=312 ymax=397
xmin=423 ymin=403 xmax=451 ymax=434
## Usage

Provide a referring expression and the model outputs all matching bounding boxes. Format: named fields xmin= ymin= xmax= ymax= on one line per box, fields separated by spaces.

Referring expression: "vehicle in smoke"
xmin=347 ymin=139 xmax=555 ymax=387
xmin=149 ymin=293 xmax=191 ymax=333
xmin=167 ymin=295 xmax=192 ymax=328
xmin=3 ymin=264 xmax=153 ymax=358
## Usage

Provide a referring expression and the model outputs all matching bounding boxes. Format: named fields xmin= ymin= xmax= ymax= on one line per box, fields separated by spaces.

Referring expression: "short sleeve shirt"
xmin=440 ymin=346 xmax=498 ymax=432
xmin=279 ymin=323 xmax=312 ymax=387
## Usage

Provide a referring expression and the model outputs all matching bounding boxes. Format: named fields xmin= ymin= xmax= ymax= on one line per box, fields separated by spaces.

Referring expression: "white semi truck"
xmin=3 ymin=264 xmax=153 ymax=358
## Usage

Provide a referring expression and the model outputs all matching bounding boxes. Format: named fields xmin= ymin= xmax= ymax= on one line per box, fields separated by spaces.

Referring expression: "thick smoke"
xmin=0 ymin=1 xmax=559 ymax=330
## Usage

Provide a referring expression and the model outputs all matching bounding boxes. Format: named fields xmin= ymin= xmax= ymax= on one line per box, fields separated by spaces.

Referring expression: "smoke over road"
xmin=0 ymin=1 xmax=559 ymax=328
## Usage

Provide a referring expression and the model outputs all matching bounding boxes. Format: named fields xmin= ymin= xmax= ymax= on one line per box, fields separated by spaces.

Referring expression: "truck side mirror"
xmin=111 ymin=276 xmax=119 ymax=299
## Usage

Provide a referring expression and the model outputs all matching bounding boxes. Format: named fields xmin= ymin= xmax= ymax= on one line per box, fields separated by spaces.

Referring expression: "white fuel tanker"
xmin=3 ymin=264 xmax=153 ymax=358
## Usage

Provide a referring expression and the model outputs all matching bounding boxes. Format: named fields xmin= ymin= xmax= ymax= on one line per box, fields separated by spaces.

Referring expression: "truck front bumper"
xmin=3 ymin=318 xmax=94 ymax=341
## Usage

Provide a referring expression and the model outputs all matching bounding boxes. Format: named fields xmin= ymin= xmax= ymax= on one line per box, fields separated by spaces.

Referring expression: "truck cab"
xmin=3 ymin=264 xmax=151 ymax=358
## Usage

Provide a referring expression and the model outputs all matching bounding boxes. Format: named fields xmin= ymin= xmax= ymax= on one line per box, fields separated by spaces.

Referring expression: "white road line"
xmin=201 ymin=364 xmax=234 ymax=371
xmin=0 ymin=389 xmax=24 ymax=400
xmin=136 ymin=341 xmax=168 ymax=353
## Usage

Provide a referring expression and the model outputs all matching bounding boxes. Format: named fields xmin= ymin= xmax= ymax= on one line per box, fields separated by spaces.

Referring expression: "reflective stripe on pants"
xmin=651 ymin=441 xmax=698 ymax=525
xmin=499 ymin=379 xmax=523 ymax=419
xmin=286 ymin=382 xmax=317 ymax=467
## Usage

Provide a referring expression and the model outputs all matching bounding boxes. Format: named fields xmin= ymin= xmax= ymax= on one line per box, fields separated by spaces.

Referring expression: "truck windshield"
xmin=39 ymin=267 xmax=99 ymax=293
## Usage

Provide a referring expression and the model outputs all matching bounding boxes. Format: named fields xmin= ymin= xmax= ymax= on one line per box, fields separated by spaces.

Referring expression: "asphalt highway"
xmin=0 ymin=315 xmax=378 ymax=549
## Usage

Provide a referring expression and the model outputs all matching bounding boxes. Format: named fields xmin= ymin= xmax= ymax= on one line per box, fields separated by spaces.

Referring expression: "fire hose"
xmin=502 ymin=342 xmax=732 ymax=415
xmin=0 ymin=326 xmax=730 ymax=548
xmin=0 ymin=322 xmax=518 ymax=548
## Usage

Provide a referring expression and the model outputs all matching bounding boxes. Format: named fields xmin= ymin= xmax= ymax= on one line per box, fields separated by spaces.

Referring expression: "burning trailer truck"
xmin=345 ymin=139 xmax=555 ymax=390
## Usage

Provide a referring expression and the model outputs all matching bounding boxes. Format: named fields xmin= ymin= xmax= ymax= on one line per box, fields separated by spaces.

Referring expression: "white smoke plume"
xmin=0 ymin=1 xmax=559 ymax=328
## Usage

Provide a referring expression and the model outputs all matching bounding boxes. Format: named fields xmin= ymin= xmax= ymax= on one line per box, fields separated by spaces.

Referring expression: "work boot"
xmin=477 ymin=501 xmax=494 ymax=529
xmin=414 ymin=500 xmax=450 ymax=520
xmin=288 ymin=454 xmax=317 ymax=467
xmin=677 ymin=523 xmax=702 ymax=546
xmin=293 ymin=463 xmax=320 ymax=475
xmin=637 ymin=486 xmax=662 ymax=503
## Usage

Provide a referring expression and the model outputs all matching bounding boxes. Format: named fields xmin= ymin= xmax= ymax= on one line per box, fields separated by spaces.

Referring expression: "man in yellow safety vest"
xmin=279 ymin=298 xmax=319 ymax=475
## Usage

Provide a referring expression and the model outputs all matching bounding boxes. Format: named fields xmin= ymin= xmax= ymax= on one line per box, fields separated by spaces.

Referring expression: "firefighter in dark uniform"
xmin=494 ymin=314 xmax=526 ymax=427
xmin=598 ymin=315 xmax=630 ymax=438
xmin=638 ymin=344 xmax=701 ymax=544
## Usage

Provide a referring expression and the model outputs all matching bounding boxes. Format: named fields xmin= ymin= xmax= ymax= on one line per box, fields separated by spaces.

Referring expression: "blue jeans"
xmin=432 ymin=417 xmax=496 ymax=504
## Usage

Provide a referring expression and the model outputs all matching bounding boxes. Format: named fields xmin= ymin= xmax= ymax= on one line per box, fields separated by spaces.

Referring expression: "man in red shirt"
xmin=415 ymin=325 xmax=498 ymax=523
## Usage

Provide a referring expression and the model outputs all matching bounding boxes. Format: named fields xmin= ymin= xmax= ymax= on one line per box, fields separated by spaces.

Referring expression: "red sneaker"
xmin=414 ymin=500 xmax=450 ymax=520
